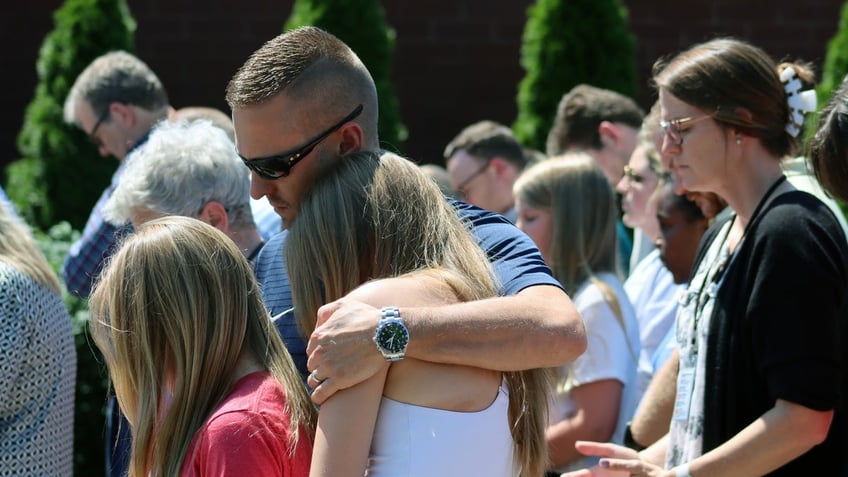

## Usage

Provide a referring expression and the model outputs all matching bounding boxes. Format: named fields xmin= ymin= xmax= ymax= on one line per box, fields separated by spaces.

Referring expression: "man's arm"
xmin=307 ymin=202 xmax=586 ymax=404
xmin=307 ymin=283 xmax=585 ymax=404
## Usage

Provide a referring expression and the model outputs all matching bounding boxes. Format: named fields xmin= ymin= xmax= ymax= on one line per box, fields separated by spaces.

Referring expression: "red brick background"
xmin=1 ymin=0 xmax=843 ymax=173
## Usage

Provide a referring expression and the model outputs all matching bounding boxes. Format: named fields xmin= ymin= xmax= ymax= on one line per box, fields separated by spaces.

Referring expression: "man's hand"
xmin=306 ymin=297 xmax=387 ymax=404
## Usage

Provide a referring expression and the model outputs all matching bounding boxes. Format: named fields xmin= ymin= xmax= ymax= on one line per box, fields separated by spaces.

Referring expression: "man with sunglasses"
xmin=444 ymin=120 xmax=528 ymax=223
xmin=227 ymin=26 xmax=586 ymax=406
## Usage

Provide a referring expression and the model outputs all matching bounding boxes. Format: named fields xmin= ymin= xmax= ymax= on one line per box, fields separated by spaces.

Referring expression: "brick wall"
xmin=2 ymin=0 xmax=843 ymax=181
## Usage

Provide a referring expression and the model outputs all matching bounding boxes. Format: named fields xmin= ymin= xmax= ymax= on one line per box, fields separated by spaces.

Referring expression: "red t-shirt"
xmin=180 ymin=371 xmax=312 ymax=476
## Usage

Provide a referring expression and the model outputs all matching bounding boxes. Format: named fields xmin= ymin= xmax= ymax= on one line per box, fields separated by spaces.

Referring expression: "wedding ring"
xmin=310 ymin=370 xmax=325 ymax=384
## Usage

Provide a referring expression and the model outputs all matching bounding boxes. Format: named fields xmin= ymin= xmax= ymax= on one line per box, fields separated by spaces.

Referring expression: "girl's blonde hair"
xmin=514 ymin=153 xmax=620 ymax=294
xmin=514 ymin=153 xmax=630 ymax=383
xmin=0 ymin=203 xmax=60 ymax=294
xmin=89 ymin=216 xmax=316 ymax=477
xmin=287 ymin=151 xmax=552 ymax=477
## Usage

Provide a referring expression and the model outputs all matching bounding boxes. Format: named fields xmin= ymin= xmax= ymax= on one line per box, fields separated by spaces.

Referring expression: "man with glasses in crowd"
xmin=63 ymin=50 xmax=171 ymax=477
xmin=62 ymin=50 xmax=172 ymax=299
xmin=443 ymin=120 xmax=528 ymax=223
xmin=228 ymin=26 xmax=586 ymax=406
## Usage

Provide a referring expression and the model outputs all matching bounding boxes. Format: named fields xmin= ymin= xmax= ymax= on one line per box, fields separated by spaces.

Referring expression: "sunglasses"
xmin=88 ymin=107 xmax=111 ymax=147
xmin=659 ymin=115 xmax=712 ymax=146
xmin=240 ymin=104 xmax=364 ymax=180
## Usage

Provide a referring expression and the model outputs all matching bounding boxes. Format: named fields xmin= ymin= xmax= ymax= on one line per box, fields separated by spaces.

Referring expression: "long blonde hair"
xmin=286 ymin=151 xmax=551 ymax=477
xmin=514 ymin=152 xmax=630 ymax=376
xmin=0 ymin=202 xmax=60 ymax=294
xmin=514 ymin=153 xmax=619 ymax=293
xmin=89 ymin=216 xmax=316 ymax=477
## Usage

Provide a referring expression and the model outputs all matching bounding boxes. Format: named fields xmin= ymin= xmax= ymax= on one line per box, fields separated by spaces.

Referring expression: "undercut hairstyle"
xmin=286 ymin=151 xmax=552 ymax=477
xmin=546 ymin=84 xmax=645 ymax=156
xmin=103 ymin=119 xmax=255 ymax=230
xmin=226 ymin=26 xmax=378 ymax=141
xmin=443 ymin=120 xmax=528 ymax=169
xmin=0 ymin=203 xmax=60 ymax=294
xmin=89 ymin=217 xmax=316 ymax=477
xmin=653 ymin=37 xmax=815 ymax=159
xmin=809 ymin=74 xmax=848 ymax=202
xmin=64 ymin=51 xmax=169 ymax=124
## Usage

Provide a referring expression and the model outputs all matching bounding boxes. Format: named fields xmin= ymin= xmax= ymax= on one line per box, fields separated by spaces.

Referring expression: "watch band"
xmin=374 ymin=306 xmax=408 ymax=362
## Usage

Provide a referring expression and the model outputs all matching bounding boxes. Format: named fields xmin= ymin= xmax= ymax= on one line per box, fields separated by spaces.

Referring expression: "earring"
xmin=735 ymin=137 xmax=742 ymax=145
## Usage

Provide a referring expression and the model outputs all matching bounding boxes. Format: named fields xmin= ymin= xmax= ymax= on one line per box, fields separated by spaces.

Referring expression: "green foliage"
xmin=514 ymin=0 xmax=638 ymax=150
xmin=819 ymin=2 xmax=848 ymax=108
xmin=284 ymin=0 xmax=407 ymax=153
xmin=10 ymin=0 xmax=136 ymax=230
xmin=35 ymin=221 xmax=109 ymax=477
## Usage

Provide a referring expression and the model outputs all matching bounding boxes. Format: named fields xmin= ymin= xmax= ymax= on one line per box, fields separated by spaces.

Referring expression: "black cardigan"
xmin=690 ymin=192 xmax=848 ymax=475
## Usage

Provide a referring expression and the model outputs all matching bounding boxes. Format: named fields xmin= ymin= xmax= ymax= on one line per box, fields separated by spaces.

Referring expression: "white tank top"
xmin=366 ymin=383 xmax=518 ymax=476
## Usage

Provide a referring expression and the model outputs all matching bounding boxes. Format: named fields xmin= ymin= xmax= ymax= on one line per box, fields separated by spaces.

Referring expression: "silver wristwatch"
xmin=373 ymin=306 xmax=409 ymax=362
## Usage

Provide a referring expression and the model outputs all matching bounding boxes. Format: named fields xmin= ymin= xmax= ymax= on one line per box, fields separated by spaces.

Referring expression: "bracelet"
xmin=623 ymin=422 xmax=646 ymax=451
xmin=674 ymin=463 xmax=691 ymax=477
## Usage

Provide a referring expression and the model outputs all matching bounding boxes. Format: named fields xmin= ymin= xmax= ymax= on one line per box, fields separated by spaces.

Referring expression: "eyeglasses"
xmin=455 ymin=160 xmax=491 ymax=198
xmin=240 ymin=104 xmax=364 ymax=180
xmin=88 ymin=108 xmax=111 ymax=147
xmin=659 ymin=115 xmax=712 ymax=146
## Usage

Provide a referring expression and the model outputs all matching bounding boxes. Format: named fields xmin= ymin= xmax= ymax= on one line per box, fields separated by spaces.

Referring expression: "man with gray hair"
xmin=62 ymin=50 xmax=171 ymax=299
xmin=104 ymin=119 xmax=266 ymax=263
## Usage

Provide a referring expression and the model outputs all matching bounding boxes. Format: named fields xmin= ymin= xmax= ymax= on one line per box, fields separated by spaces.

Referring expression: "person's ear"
xmin=110 ymin=102 xmax=135 ymax=129
xmin=598 ymin=121 xmax=620 ymax=149
xmin=489 ymin=157 xmax=508 ymax=175
xmin=731 ymin=107 xmax=754 ymax=141
xmin=337 ymin=122 xmax=364 ymax=156
xmin=198 ymin=201 xmax=229 ymax=232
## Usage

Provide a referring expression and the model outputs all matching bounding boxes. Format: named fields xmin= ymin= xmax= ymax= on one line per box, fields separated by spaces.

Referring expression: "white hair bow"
xmin=781 ymin=66 xmax=817 ymax=137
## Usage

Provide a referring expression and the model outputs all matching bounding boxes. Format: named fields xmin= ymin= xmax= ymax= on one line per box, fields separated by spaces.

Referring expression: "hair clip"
xmin=781 ymin=66 xmax=817 ymax=137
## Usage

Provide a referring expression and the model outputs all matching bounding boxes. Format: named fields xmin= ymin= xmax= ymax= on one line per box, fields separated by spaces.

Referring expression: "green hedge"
xmin=9 ymin=0 xmax=135 ymax=230
xmin=514 ymin=0 xmax=638 ymax=151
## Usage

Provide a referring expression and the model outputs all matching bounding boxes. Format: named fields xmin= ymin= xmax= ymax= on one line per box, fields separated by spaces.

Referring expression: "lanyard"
xmin=688 ymin=174 xmax=788 ymax=354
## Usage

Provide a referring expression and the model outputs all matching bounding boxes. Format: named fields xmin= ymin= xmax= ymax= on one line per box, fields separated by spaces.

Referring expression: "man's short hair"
xmin=64 ymin=51 xmax=169 ymax=123
xmin=103 ymin=119 xmax=255 ymax=229
xmin=545 ymin=84 xmax=644 ymax=156
xmin=226 ymin=26 xmax=377 ymax=131
xmin=443 ymin=120 xmax=527 ymax=169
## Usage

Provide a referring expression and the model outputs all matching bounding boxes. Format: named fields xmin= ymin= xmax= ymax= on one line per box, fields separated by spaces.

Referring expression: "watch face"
xmin=377 ymin=321 xmax=409 ymax=353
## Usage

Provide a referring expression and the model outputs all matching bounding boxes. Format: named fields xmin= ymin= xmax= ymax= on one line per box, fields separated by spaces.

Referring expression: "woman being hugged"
xmin=89 ymin=216 xmax=316 ymax=477
xmin=287 ymin=151 xmax=551 ymax=477
xmin=513 ymin=154 xmax=641 ymax=475
xmin=564 ymin=37 xmax=848 ymax=477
